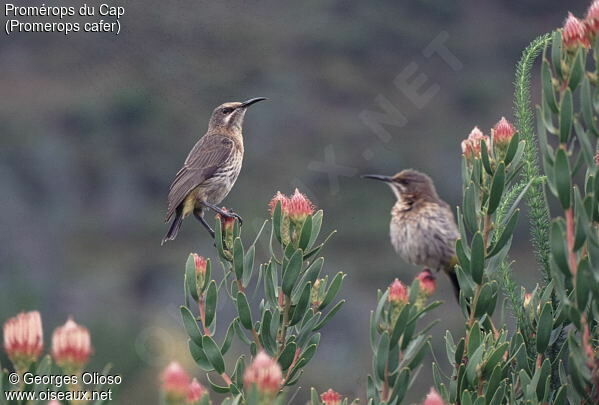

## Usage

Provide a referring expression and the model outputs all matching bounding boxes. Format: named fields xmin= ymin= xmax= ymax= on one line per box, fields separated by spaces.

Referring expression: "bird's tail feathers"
xmin=162 ymin=213 xmax=183 ymax=245
xmin=444 ymin=265 xmax=460 ymax=302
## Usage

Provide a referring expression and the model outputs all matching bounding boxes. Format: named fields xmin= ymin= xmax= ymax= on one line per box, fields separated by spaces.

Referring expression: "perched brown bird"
xmin=362 ymin=170 xmax=460 ymax=298
xmin=162 ymin=97 xmax=266 ymax=244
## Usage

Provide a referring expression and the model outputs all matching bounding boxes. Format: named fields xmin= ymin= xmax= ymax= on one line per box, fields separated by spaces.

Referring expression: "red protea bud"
xmin=594 ymin=151 xmax=599 ymax=165
xmin=416 ymin=269 xmax=437 ymax=296
xmin=461 ymin=127 xmax=489 ymax=159
xmin=243 ymin=351 xmax=283 ymax=397
xmin=423 ymin=388 xmax=445 ymax=405
xmin=587 ymin=1 xmax=599 ymax=33
xmin=51 ymin=317 xmax=92 ymax=372
xmin=388 ymin=279 xmax=408 ymax=305
xmin=268 ymin=191 xmax=290 ymax=216
xmin=523 ymin=292 xmax=533 ymax=307
xmin=186 ymin=378 xmax=208 ymax=404
xmin=161 ymin=362 xmax=191 ymax=402
xmin=320 ymin=388 xmax=343 ymax=405
xmin=3 ymin=311 xmax=43 ymax=371
xmin=287 ymin=189 xmax=315 ymax=223
xmin=492 ymin=117 xmax=517 ymax=147
xmin=192 ymin=254 xmax=208 ymax=291
xmin=563 ymin=12 xmax=591 ymax=49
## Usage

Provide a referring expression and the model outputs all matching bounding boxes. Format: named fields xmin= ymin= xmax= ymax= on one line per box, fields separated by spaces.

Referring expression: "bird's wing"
xmin=165 ymin=134 xmax=235 ymax=221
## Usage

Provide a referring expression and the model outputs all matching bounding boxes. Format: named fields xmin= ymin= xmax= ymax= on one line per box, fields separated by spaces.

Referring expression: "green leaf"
xmin=319 ymin=272 xmax=345 ymax=310
xmin=313 ymin=300 xmax=345 ymax=331
xmin=542 ymin=60 xmax=558 ymax=113
xmin=185 ymin=254 xmax=199 ymax=302
xmin=205 ymin=280 xmax=217 ymax=328
xmin=189 ymin=340 xmax=212 ymax=370
xmin=236 ymin=292 xmax=253 ymax=330
xmin=551 ymin=31 xmax=563 ymax=80
xmin=504 ymin=132 xmax=520 ymax=165
xmin=279 ymin=342 xmax=297 ymax=371
xmin=480 ymin=140 xmax=493 ymax=175
xmin=456 ymin=238 xmax=470 ymax=269
xmin=487 ymin=209 xmax=519 ymax=258
xmin=298 ymin=215 xmax=312 ymax=250
xmin=221 ymin=320 xmax=236 ymax=355
xmin=233 ymin=238 xmax=245 ymax=281
xmin=456 ymin=266 xmax=475 ymax=298
xmin=180 ymin=306 xmax=203 ymax=346
xmin=375 ymin=332 xmax=390 ymax=380
xmin=272 ymin=201 xmax=283 ymax=244
xmin=282 ymin=249 xmax=303 ymax=296
xmin=536 ymin=302 xmax=553 ymax=353
xmin=290 ymin=282 xmax=311 ymax=326
xmin=470 ymin=233 xmax=485 ymax=284
xmin=206 ymin=374 xmax=230 ymax=393
xmin=559 ymin=88 xmax=573 ymax=143
xmin=576 ymin=258 xmax=591 ymax=309
xmin=568 ymin=48 xmax=584 ymax=91
xmin=202 ymin=335 xmax=226 ymax=374
xmin=463 ymin=185 xmax=478 ymax=234
xmin=554 ymin=148 xmax=572 ymax=209
xmin=242 ymin=245 xmax=255 ymax=288
xmin=474 ymin=282 xmax=495 ymax=318
xmin=551 ymin=221 xmax=570 ymax=276
xmin=581 ymin=76 xmax=597 ymax=134
xmin=574 ymin=120 xmax=594 ymax=167
xmin=487 ymin=162 xmax=505 ymax=215
xmin=308 ymin=210 xmax=323 ymax=248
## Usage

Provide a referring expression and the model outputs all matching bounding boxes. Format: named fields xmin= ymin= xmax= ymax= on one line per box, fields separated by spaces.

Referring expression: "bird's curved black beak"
xmin=361 ymin=174 xmax=393 ymax=183
xmin=240 ymin=97 xmax=267 ymax=108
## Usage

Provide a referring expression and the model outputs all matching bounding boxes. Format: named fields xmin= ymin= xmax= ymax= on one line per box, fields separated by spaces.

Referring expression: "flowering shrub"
xmin=1 ymin=311 xmax=110 ymax=404
xmin=3 ymin=3 xmax=599 ymax=405
xmin=170 ymin=3 xmax=599 ymax=404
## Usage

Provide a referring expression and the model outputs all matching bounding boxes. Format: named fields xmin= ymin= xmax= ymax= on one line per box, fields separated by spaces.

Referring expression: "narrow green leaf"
xmin=185 ymin=254 xmax=199 ymax=302
xmin=554 ymin=148 xmax=572 ymax=209
xmin=480 ymin=140 xmax=493 ymax=175
xmin=536 ymin=302 xmax=553 ymax=353
xmin=542 ymin=60 xmax=558 ymax=113
xmin=202 ymin=335 xmax=226 ymax=374
xmin=236 ymin=292 xmax=253 ymax=330
xmin=282 ymin=249 xmax=303 ymax=296
xmin=205 ymin=280 xmax=217 ymax=328
xmin=487 ymin=162 xmax=505 ymax=215
xmin=180 ymin=306 xmax=203 ymax=345
xmin=487 ymin=209 xmax=519 ymax=258
xmin=298 ymin=215 xmax=312 ymax=250
xmin=290 ymin=282 xmax=311 ymax=326
xmin=319 ymin=272 xmax=345 ymax=310
xmin=559 ymin=89 xmax=573 ymax=143
xmin=470 ymin=233 xmax=485 ymax=284
xmin=233 ymin=238 xmax=244 ymax=281
xmin=376 ymin=332 xmax=390 ymax=380
xmin=313 ymin=300 xmax=345 ymax=331
xmin=568 ymin=48 xmax=584 ymax=91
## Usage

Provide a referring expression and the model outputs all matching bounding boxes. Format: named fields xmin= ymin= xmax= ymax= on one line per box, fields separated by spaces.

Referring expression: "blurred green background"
xmin=0 ymin=0 xmax=589 ymax=403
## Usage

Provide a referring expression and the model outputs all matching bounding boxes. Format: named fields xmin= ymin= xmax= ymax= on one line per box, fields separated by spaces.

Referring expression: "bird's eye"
xmin=397 ymin=179 xmax=409 ymax=185
xmin=222 ymin=108 xmax=233 ymax=114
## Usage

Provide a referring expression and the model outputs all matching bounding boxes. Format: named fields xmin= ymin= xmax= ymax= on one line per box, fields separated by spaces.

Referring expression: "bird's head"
xmin=208 ymin=97 xmax=267 ymax=132
xmin=361 ymin=169 xmax=439 ymax=202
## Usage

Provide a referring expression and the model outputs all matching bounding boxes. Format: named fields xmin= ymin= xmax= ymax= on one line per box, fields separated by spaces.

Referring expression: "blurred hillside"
xmin=0 ymin=0 xmax=589 ymax=403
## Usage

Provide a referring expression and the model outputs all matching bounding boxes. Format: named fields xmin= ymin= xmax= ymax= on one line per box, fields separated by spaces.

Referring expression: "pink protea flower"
xmin=587 ymin=1 xmax=599 ymax=33
xmin=3 ymin=311 xmax=43 ymax=370
xmin=186 ymin=378 xmax=208 ymax=404
xmin=243 ymin=351 xmax=283 ymax=396
xmin=51 ymin=317 xmax=92 ymax=371
xmin=48 ymin=401 xmax=61 ymax=405
xmin=461 ymin=127 xmax=489 ymax=159
xmin=388 ymin=279 xmax=408 ymax=305
xmin=423 ymin=388 xmax=445 ymax=405
xmin=563 ymin=12 xmax=591 ymax=49
xmin=320 ymin=388 xmax=343 ymax=405
xmin=492 ymin=117 xmax=517 ymax=147
xmin=193 ymin=254 xmax=207 ymax=275
xmin=415 ymin=269 xmax=437 ymax=296
xmin=287 ymin=189 xmax=315 ymax=223
xmin=161 ymin=362 xmax=191 ymax=401
xmin=268 ymin=191 xmax=290 ymax=216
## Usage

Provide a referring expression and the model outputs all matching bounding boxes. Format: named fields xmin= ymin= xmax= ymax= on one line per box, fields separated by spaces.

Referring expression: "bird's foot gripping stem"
xmin=203 ymin=202 xmax=243 ymax=226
